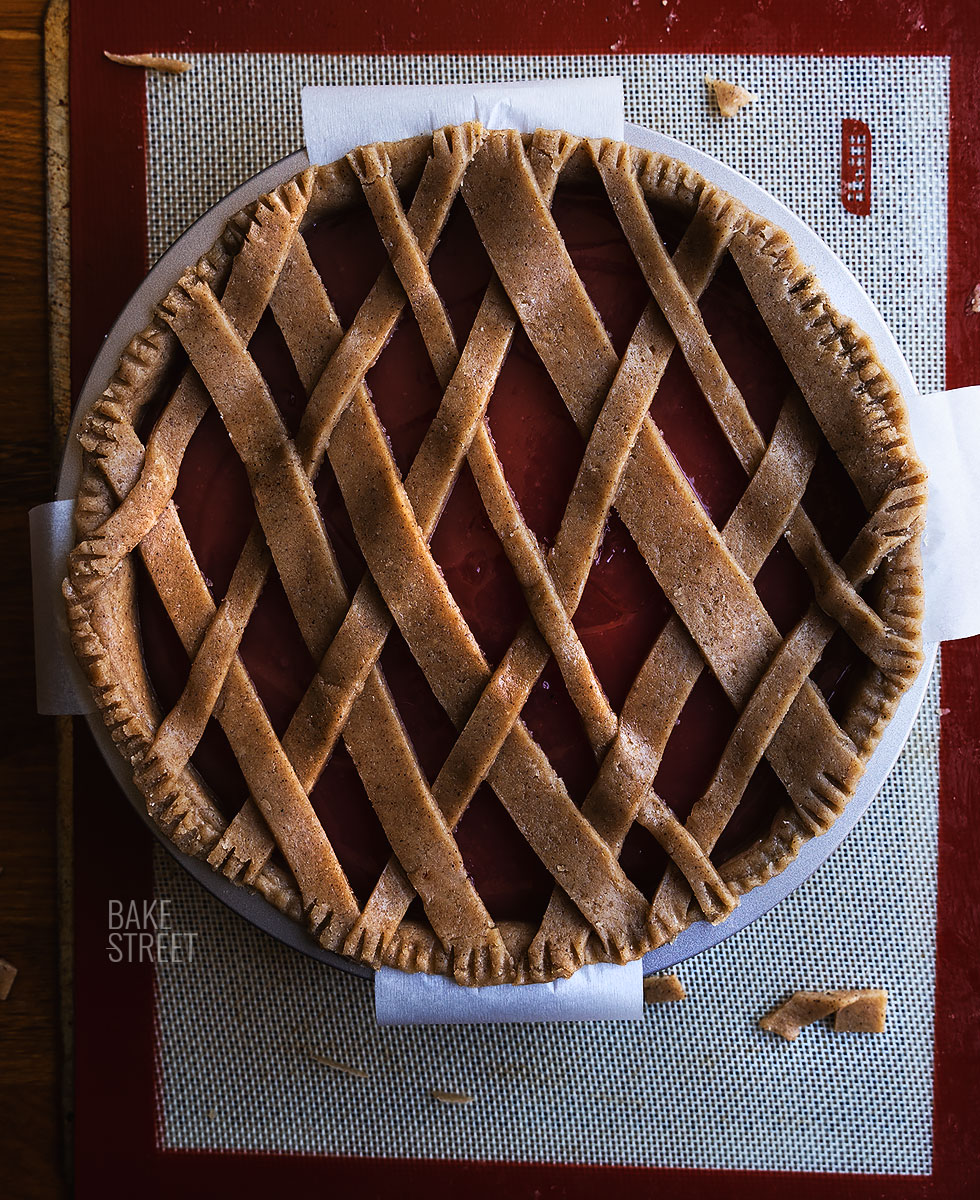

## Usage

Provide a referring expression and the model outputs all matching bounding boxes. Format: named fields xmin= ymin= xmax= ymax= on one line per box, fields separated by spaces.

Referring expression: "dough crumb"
xmin=643 ymin=973 xmax=686 ymax=1003
xmin=430 ymin=1089 xmax=474 ymax=1105
xmin=308 ymin=1051 xmax=370 ymax=1079
xmin=832 ymin=990 xmax=888 ymax=1034
xmin=760 ymin=989 xmax=887 ymax=1041
xmin=706 ymin=76 xmax=757 ymax=118
xmin=0 ymin=958 xmax=17 ymax=1000
xmin=104 ymin=51 xmax=192 ymax=74
xmin=967 ymin=284 xmax=980 ymax=313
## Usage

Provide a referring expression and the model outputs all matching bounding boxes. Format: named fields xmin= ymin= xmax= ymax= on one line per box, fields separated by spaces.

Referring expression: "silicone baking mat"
xmin=65 ymin=2 xmax=980 ymax=1196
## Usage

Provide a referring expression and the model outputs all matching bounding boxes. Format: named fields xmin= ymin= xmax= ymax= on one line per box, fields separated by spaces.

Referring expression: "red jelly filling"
xmin=139 ymin=179 xmax=869 ymax=923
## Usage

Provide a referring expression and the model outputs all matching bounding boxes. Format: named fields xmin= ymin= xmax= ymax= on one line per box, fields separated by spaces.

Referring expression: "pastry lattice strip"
xmin=202 ymin=133 xmax=906 ymax=964
xmin=66 ymin=126 xmax=925 ymax=985
xmin=181 ymin=133 xmax=724 ymax=974
xmin=75 ymin=130 xmax=517 ymax=979
xmin=76 ymin=128 xmax=656 ymax=981
xmin=462 ymin=134 xmax=923 ymax=959
xmin=161 ymin=131 xmax=705 ymax=979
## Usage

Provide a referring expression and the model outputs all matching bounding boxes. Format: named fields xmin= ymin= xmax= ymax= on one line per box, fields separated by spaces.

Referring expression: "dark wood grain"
xmin=2 ymin=4 xmax=976 ymax=1195
xmin=0 ymin=0 xmax=67 ymax=1196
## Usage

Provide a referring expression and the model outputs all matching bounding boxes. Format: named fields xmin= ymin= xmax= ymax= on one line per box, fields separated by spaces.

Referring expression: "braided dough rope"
xmin=65 ymin=126 xmax=925 ymax=985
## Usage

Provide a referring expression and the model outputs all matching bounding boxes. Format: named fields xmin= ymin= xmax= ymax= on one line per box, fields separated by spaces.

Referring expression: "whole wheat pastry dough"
xmin=64 ymin=125 xmax=925 ymax=985
xmin=707 ymin=77 xmax=757 ymax=118
xmin=103 ymin=51 xmax=192 ymax=74
xmin=642 ymin=974 xmax=686 ymax=1004
xmin=760 ymin=988 xmax=888 ymax=1040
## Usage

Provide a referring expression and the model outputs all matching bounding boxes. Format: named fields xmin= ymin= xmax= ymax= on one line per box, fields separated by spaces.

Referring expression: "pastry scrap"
xmin=643 ymin=974 xmax=686 ymax=1003
xmin=760 ymin=988 xmax=888 ymax=1040
xmin=707 ymin=76 xmax=758 ymax=118
xmin=308 ymin=1051 xmax=370 ymax=1079
xmin=0 ymin=958 xmax=17 ymax=1001
xmin=431 ymin=1089 xmax=474 ymax=1105
xmin=968 ymin=284 xmax=980 ymax=314
xmin=64 ymin=124 xmax=925 ymax=986
xmin=104 ymin=51 xmax=192 ymax=74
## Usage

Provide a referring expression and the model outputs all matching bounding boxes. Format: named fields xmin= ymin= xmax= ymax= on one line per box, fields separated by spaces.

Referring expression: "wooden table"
xmin=3 ymin=2 xmax=980 ymax=1195
xmin=0 ymin=0 xmax=65 ymax=1195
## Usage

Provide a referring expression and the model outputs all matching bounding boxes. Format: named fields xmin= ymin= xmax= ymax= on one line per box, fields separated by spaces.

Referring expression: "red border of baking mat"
xmin=68 ymin=2 xmax=980 ymax=1195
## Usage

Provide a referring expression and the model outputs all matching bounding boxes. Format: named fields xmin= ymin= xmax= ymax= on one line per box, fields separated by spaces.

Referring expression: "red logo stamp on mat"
xmin=841 ymin=118 xmax=872 ymax=216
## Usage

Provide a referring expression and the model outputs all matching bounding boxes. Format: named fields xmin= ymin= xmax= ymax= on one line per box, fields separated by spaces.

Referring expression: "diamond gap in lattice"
xmin=454 ymin=780 xmax=556 ymax=924
xmin=237 ymin=568 xmax=318 ymax=737
xmin=573 ymin=509 xmax=674 ymax=713
xmin=429 ymin=460 xmax=529 ymax=663
xmin=248 ymin=308 xmax=309 ymax=439
xmin=303 ymin=198 xmax=390 ymax=332
xmin=711 ymin=755 xmax=789 ymax=865
xmin=519 ymin=656 xmax=597 ymax=808
xmin=753 ymin=536 xmax=816 ymax=638
xmin=649 ymin=347 xmax=747 ymax=528
xmin=809 ymin=625 xmax=868 ymax=726
xmin=363 ymin=310 xmax=446 ymax=479
xmin=801 ymin=440 xmax=871 ymax=563
xmin=136 ymin=552 xmax=193 ymax=717
xmin=654 ymin=667 xmax=739 ymax=827
xmin=484 ymin=323 xmax=585 ymax=548
xmin=618 ymin=816 xmax=671 ymax=900
xmin=427 ymin=195 xmax=496 ymax=353
xmin=308 ymin=738 xmax=392 ymax=908
xmin=699 ymin=249 xmax=792 ymax=443
xmin=311 ymin=454 xmax=369 ymax=595
xmin=188 ymin=717 xmax=252 ymax=826
xmin=550 ymin=179 xmax=652 ymax=361
xmin=173 ymin=403 xmax=256 ymax=602
xmin=377 ymin=623 xmax=457 ymax=787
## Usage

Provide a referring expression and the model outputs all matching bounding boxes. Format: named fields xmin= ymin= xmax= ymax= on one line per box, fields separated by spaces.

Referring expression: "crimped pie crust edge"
xmin=63 ymin=127 xmax=926 ymax=985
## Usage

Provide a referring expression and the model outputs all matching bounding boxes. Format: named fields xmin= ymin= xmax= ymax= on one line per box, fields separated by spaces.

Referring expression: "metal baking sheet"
xmin=58 ymin=129 xmax=936 ymax=982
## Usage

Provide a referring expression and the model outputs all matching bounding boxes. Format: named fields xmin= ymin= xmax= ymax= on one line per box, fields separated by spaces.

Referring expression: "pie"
xmin=64 ymin=124 xmax=926 ymax=986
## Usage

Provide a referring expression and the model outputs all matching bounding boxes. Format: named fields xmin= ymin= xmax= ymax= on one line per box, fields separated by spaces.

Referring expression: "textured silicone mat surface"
xmin=147 ymin=53 xmax=945 ymax=1171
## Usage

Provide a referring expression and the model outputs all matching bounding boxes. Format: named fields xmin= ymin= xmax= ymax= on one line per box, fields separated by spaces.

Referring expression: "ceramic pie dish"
xmin=61 ymin=123 xmax=927 ymax=986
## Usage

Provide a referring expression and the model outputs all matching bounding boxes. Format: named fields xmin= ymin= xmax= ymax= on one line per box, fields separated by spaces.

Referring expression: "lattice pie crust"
xmin=64 ymin=126 xmax=925 ymax=985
